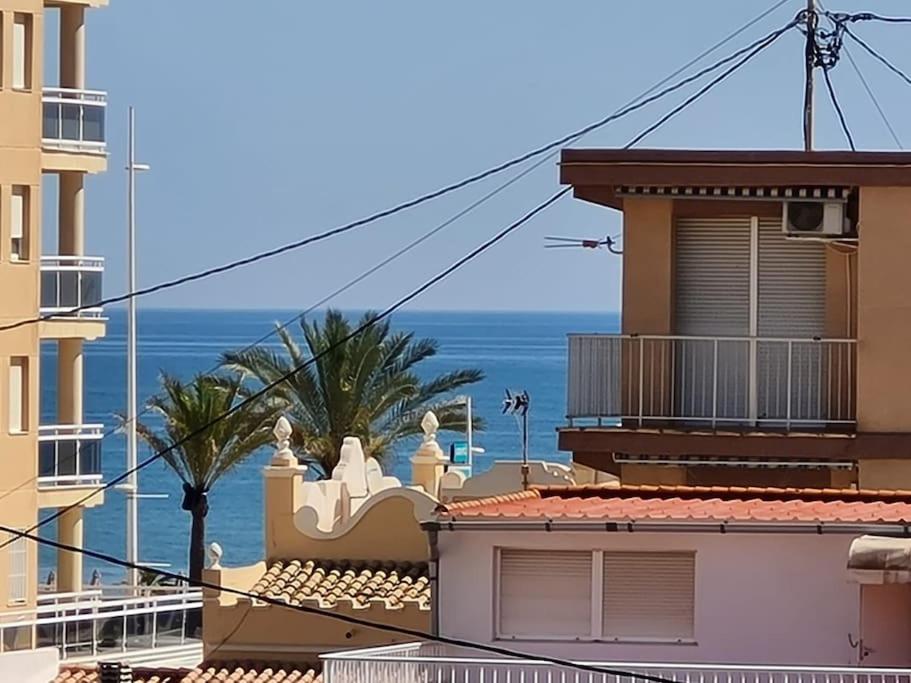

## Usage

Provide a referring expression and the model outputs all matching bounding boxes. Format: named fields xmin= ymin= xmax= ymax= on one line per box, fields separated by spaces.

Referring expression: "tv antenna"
xmin=544 ymin=234 xmax=622 ymax=254
xmin=503 ymin=389 xmax=531 ymax=489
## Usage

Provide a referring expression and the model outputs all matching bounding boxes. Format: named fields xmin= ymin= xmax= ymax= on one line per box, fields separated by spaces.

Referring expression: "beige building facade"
xmin=558 ymin=149 xmax=911 ymax=489
xmin=0 ymin=0 xmax=107 ymax=620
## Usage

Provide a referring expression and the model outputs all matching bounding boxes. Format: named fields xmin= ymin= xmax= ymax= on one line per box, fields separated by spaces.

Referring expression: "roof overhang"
xmin=560 ymin=149 xmax=911 ymax=209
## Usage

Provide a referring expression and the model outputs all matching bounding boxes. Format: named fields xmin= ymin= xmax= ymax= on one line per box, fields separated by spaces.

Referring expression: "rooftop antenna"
xmin=544 ymin=235 xmax=622 ymax=254
xmin=804 ymin=0 xmax=818 ymax=151
xmin=503 ymin=390 xmax=530 ymax=489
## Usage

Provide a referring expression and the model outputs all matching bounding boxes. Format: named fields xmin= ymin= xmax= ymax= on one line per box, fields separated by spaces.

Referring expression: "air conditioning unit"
xmin=782 ymin=200 xmax=850 ymax=237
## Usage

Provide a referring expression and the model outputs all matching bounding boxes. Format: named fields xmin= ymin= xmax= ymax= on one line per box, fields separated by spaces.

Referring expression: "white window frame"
xmin=494 ymin=547 xmax=697 ymax=644
xmin=7 ymin=533 xmax=28 ymax=605
xmin=8 ymin=357 xmax=27 ymax=434
xmin=10 ymin=186 xmax=28 ymax=262
xmin=12 ymin=14 xmax=30 ymax=91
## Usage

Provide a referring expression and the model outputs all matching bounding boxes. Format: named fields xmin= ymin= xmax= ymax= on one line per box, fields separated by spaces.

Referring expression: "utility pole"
xmin=125 ymin=107 xmax=150 ymax=590
xmin=803 ymin=0 xmax=817 ymax=151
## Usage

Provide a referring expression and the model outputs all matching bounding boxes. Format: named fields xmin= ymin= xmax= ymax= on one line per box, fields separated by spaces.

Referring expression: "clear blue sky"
xmin=43 ymin=1 xmax=911 ymax=311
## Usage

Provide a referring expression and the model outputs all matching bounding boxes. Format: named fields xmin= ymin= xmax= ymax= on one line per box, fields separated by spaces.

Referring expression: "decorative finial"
xmin=207 ymin=542 xmax=223 ymax=569
xmin=421 ymin=411 xmax=439 ymax=444
xmin=271 ymin=416 xmax=297 ymax=466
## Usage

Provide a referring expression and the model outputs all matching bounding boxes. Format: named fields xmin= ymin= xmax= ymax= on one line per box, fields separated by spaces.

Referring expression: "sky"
xmin=41 ymin=1 xmax=911 ymax=311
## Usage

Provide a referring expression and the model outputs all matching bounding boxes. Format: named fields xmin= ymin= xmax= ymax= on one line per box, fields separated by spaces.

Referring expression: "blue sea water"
xmin=37 ymin=309 xmax=618 ymax=580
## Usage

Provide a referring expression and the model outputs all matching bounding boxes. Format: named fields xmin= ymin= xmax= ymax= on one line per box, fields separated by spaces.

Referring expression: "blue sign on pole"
xmin=450 ymin=440 xmax=469 ymax=466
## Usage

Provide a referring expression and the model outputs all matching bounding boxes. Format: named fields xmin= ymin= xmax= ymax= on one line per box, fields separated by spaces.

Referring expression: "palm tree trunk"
xmin=189 ymin=504 xmax=206 ymax=585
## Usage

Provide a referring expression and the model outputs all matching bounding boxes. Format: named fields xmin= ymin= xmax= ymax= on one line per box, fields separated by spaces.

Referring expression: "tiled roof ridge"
xmin=533 ymin=484 xmax=911 ymax=503
xmin=439 ymin=489 xmax=541 ymax=512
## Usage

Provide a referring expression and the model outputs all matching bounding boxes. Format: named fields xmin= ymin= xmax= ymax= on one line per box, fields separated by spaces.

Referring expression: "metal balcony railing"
xmin=42 ymin=87 xmax=107 ymax=153
xmin=323 ymin=643 xmax=911 ymax=683
xmin=38 ymin=424 xmax=103 ymax=487
xmin=0 ymin=587 xmax=202 ymax=660
xmin=40 ymin=256 xmax=104 ymax=318
xmin=566 ymin=334 xmax=857 ymax=429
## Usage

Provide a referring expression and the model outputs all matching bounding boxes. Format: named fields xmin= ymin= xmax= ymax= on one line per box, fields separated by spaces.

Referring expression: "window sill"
xmin=8 ymin=430 xmax=29 ymax=437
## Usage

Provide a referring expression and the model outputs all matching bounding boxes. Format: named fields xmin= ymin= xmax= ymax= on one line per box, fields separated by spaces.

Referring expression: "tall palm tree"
xmin=133 ymin=373 xmax=274 ymax=585
xmin=222 ymin=309 xmax=484 ymax=477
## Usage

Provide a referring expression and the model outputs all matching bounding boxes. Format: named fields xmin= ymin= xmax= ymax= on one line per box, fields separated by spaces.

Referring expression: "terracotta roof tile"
xmin=437 ymin=485 xmax=911 ymax=525
xmin=250 ymin=559 xmax=430 ymax=610
xmin=54 ymin=662 xmax=321 ymax=683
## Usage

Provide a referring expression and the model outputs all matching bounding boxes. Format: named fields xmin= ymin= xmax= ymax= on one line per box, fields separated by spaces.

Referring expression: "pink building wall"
xmin=436 ymin=530 xmax=911 ymax=666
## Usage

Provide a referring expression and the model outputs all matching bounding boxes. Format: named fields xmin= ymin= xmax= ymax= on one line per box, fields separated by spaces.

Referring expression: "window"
xmin=497 ymin=549 xmax=592 ymax=638
xmin=10 ymin=185 xmax=28 ymax=261
xmin=12 ymin=14 xmax=32 ymax=91
xmin=602 ymin=551 xmax=695 ymax=640
xmin=8 ymin=533 xmax=27 ymax=604
xmin=8 ymin=357 xmax=28 ymax=434
xmin=496 ymin=548 xmax=696 ymax=642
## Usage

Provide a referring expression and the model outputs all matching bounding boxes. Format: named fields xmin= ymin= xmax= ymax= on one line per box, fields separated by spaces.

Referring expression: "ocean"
xmin=38 ymin=309 xmax=619 ymax=580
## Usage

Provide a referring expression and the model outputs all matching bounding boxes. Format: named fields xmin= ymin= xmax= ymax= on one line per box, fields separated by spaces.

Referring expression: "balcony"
xmin=560 ymin=334 xmax=861 ymax=465
xmin=41 ymin=87 xmax=107 ymax=173
xmin=38 ymin=424 xmax=103 ymax=491
xmin=324 ymin=644 xmax=911 ymax=683
xmin=0 ymin=587 xmax=202 ymax=665
xmin=39 ymin=256 xmax=106 ymax=340
xmin=567 ymin=334 xmax=856 ymax=429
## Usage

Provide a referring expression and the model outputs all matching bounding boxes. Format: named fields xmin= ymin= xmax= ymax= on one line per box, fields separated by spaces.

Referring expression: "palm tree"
xmin=222 ymin=309 xmax=484 ymax=477
xmin=133 ymin=373 xmax=274 ymax=586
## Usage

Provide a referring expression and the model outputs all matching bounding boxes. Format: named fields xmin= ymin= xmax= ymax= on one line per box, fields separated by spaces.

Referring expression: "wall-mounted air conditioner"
xmin=782 ymin=200 xmax=852 ymax=237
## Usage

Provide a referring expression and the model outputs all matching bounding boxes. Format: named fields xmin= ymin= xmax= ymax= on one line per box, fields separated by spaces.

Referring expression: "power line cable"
xmin=626 ymin=19 xmax=798 ymax=147
xmin=0 ymin=1 xmax=802 ymax=504
xmin=840 ymin=38 xmax=903 ymax=148
xmin=820 ymin=64 xmax=855 ymax=150
xmin=0 ymin=12 xmax=802 ymax=335
xmin=842 ymin=25 xmax=911 ymax=88
xmin=0 ymin=188 xmax=571 ymax=552
xmin=2 ymin=524 xmax=687 ymax=683
xmin=3 ymin=13 xmax=800 ymax=553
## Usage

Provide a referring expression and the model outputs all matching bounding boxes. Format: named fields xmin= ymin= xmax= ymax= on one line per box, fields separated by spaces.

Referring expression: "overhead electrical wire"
xmin=819 ymin=64 xmax=856 ymax=150
xmin=0 ymin=11 xmax=803 ymax=553
xmin=0 ymin=12 xmax=803 ymax=335
xmin=818 ymin=4 xmax=903 ymax=150
xmin=0 ymin=0 xmax=803 ymax=506
xmin=2 ymin=524 xmax=686 ymax=683
xmin=842 ymin=25 xmax=911 ymax=88
xmin=0 ymin=188 xmax=571 ymax=552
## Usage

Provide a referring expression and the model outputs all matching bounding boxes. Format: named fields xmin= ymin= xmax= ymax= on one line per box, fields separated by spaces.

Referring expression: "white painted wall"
xmin=436 ymin=530 xmax=898 ymax=667
xmin=0 ymin=648 xmax=59 ymax=683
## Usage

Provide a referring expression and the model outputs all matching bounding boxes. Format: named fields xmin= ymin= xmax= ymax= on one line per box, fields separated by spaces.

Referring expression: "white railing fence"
xmin=38 ymin=423 xmax=103 ymax=486
xmin=566 ymin=334 xmax=856 ymax=429
xmin=0 ymin=586 xmax=202 ymax=659
xmin=40 ymin=256 xmax=104 ymax=317
xmin=323 ymin=644 xmax=911 ymax=683
xmin=42 ymin=87 xmax=107 ymax=153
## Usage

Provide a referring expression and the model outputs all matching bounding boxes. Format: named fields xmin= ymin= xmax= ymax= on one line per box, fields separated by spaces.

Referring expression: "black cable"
xmin=3 ymin=524 xmax=685 ymax=683
xmin=843 ymin=26 xmax=911 ymax=88
xmin=0 ymin=3 xmax=804 ymax=505
xmin=0 ymin=188 xmax=571 ymax=553
xmin=626 ymin=19 xmax=799 ymax=147
xmin=820 ymin=64 xmax=856 ymax=150
xmin=841 ymin=40 xmax=903 ymax=149
xmin=848 ymin=13 xmax=911 ymax=25
xmin=0 ymin=13 xmax=802 ymax=335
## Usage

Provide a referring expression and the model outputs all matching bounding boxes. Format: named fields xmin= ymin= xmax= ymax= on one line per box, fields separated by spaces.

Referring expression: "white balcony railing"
xmin=40 ymin=256 xmax=104 ymax=318
xmin=38 ymin=424 xmax=103 ymax=487
xmin=42 ymin=87 xmax=107 ymax=153
xmin=323 ymin=643 xmax=911 ymax=683
xmin=566 ymin=334 xmax=857 ymax=429
xmin=0 ymin=586 xmax=203 ymax=660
